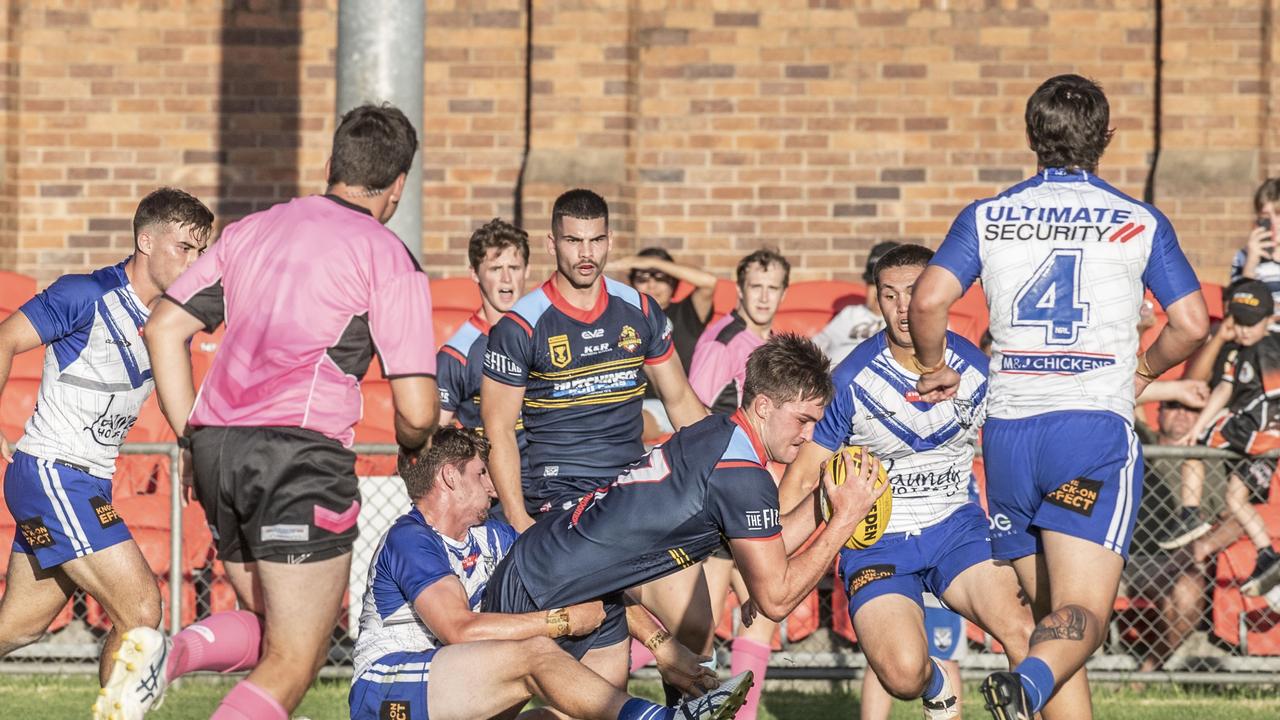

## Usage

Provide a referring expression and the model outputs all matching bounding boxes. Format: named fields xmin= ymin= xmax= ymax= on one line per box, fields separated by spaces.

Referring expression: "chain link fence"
xmin=3 ymin=443 xmax=1280 ymax=683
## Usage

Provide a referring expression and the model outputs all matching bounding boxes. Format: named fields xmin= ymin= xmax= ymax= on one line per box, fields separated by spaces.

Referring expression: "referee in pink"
xmin=122 ymin=105 xmax=439 ymax=720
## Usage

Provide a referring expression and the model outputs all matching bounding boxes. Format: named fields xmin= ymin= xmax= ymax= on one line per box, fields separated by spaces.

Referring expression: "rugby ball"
xmin=818 ymin=446 xmax=892 ymax=550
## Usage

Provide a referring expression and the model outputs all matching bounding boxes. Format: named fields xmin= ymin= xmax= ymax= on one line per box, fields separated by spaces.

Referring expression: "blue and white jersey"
xmin=931 ymin=169 xmax=1201 ymax=421
xmin=813 ymin=331 xmax=987 ymax=534
xmin=16 ymin=260 xmax=153 ymax=478
xmin=351 ymin=508 xmax=517 ymax=679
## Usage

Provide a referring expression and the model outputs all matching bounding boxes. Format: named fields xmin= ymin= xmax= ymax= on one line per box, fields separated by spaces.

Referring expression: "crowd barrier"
xmin=2 ymin=443 xmax=1279 ymax=684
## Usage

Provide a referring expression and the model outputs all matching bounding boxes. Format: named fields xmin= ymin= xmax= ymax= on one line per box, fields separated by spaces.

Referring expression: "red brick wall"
xmin=1 ymin=1 xmax=1276 ymax=290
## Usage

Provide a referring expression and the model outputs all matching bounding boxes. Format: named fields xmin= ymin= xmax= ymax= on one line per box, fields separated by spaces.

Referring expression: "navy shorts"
xmin=983 ymin=410 xmax=1143 ymax=561
xmin=4 ymin=450 xmax=132 ymax=571
xmin=481 ymin=553 xmax=629 ymax=659
xmin=838 ymin=503 xmax=991 ymax=618
xmin=348 ymin=649 xmax=435 ymax=720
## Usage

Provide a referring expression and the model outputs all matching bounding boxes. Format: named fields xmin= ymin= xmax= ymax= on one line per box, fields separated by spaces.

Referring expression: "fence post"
xmin=169 ymin=444 xmax=183 ymax=637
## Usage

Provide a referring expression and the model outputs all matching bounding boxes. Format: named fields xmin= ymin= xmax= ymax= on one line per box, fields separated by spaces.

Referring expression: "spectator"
xmin=613 ymin=247 xmax=718 ymax=437
xmin=1230 ymin=177 xmax=1280 ymax=308
xmin=1168 ymin=280 xmax=1280 ymax=597
xmin=688 ymin=249 xmax=790 ymax=414
xmin=812 ymin=241 xmax=898 ymax=363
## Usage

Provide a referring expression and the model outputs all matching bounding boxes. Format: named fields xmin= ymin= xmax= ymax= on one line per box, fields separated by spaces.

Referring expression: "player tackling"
xmin=780 ymin=244 xmax=1034 ymax=719
xmin=908 ymin=75 xmax=1209 ymax=719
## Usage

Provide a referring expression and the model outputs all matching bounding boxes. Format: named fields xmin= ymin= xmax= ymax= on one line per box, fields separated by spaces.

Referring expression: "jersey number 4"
xmin=1012 ymin=249 xmax=1090 ymax=345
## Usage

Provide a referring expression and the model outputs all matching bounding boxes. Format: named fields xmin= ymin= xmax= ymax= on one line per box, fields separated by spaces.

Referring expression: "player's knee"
xmin=991 ymin=615 xmax=1034 ymax=661
xmin=0 ymin=623 xmax=46 ymax=651
xmin=112 ymin=595 xmax=163 ymax=633
xmin=875 ymin=654 xmax=932 ymax=699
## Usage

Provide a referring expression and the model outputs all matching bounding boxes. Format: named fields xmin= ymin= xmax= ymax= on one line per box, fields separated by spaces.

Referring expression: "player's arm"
xmin=778 ymin=440 xmax=832 ymax=515
xmin=908 ymin=265 xmax=963 ymax=402
xmin=481 ymin=376 xmax=533 ymax=531
xmin=388 ymin=376 xmax=438 ymax=453
xmin=645 ymin=355 xmax=708 ymax=430
xmin=145 ymin=298 xmax=206 ymax=436
xmin=414 ymin=576 xmax=604 ymax=644
xmin=1139 ymin=223 xmax=1211 ymax=395
xmin=0 ymin=310 xmax=44 ymax=461
xmin=1177 ymin=379 xmax=1233 ymax=445
xmin=1139 ymin=292 xmax=1210 ymax=394
xmin=1135 ymin=378 xmax=1210 ymax=408
xmin=623 ymin=602 xmax=719 ymax=697
xmin=728 ymin=451 xmax=885 ymax=622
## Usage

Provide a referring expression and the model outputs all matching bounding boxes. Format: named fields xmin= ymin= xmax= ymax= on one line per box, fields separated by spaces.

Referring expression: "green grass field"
xmin=3 ymin=676 xmax=1277 ymax=719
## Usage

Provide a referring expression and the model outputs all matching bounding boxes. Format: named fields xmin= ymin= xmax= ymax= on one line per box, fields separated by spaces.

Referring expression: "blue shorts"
xmin=349 ymin=649 xmax=435 ymax=720
xmin=838 ymin=502 xmax=990 ymax=618
xmin=983 ymin=411 xmax=1142 ymax=561
xmin=4 ymin=450 xmax=132 ymax=571
xmin=924 ymin=605 xmax=966 ymax=661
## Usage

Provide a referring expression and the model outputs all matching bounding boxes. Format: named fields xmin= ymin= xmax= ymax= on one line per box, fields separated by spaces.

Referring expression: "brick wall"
xmin=1 ymin=0 xmax=1276 ymax=290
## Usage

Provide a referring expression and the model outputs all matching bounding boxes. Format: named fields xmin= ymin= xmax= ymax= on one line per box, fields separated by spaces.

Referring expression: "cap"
xmin=1228 ymin=279 xmax=1275 ymax=326
xmin=863 ymin=241 xmax=901 ymax=283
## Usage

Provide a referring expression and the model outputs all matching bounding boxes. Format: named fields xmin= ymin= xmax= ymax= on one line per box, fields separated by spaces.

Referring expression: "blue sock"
xmin=923 ymin=658 xmax=946 ymax=700
xmin=617 ymin=697 xmax=674 ymax=720
xmin=1014 ymin=657 xmax=1056 ymax=713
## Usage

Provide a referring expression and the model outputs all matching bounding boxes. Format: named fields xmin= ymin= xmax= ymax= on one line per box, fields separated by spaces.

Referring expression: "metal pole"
xmin=168 ymin=445 xmax=183 ymax=637
xmin=335 ymin=0 xmax=426 ymax=261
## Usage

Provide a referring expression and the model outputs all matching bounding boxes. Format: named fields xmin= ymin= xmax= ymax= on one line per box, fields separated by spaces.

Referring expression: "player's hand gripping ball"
xmin=818 ymin=446 xmax=892 ymax=550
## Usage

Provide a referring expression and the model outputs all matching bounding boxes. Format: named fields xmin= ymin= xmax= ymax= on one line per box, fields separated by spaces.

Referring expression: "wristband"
xmin=1136 ymin=353 xmax=1160 ymax=382
xmin=546 ymin=608 xmax=571 ymax=638
xmin=908 ymin=353 xmax=947 ymax=375
xmin=643 ymin=629 xmax=672 ymax=653
xmin=176 ymin=436 xmax=192 ymax=451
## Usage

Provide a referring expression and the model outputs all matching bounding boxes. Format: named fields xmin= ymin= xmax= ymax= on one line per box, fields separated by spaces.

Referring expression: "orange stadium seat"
xmin=772 ymin=281 xmax=865 ymax=337
xmin=1212 ymin=504 xmax=1280 ymax=654
xmin=354 ymin=380 xmax=398 ymax=475
xmin=429 ymin=276 xmax=482 ymax=347
xmin=0 ymin=271 xmax=36 ymax=315
xmin=947 ymin=285 xmax=990 ymax=348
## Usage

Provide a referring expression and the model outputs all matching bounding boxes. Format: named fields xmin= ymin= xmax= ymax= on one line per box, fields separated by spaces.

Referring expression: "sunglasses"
xmin=631 ymin=270 xmax=674 ymax=284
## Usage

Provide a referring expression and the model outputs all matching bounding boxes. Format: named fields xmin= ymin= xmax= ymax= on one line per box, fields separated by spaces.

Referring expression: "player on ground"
xmin=907 ymin=75 xmax=1210 ymax=719
xmin=480 ymin=188 xmax=713 ymax=695
xmin=779 ymin=244 xmax=1033 ymax=720
xmin=0 ymin=189 xmax=211 ymax=705
xmin=350 ymin=427 xmax=732 ymax=720
xmin=482 ymin=334 xmax=889 ymax=705
xmin=113 ymin=104 xmax=440 ymax=720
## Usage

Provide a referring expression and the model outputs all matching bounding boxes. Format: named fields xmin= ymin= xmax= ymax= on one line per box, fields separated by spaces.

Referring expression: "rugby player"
xmin=480 ymin=189 xmax=713 ymax=698
xmin=482 ymin=334 xmax=890 ymax=705
xmin=0 ymin=189 xmax=211 ymax=709
xmin=907 ymin=75 xmax=1210 ymax=719
xmin=350 ymin=427 xmax=735 ymax=720
xmin=114 ymin=104 xmax=439 ymax=720
xmin=779 ymin=244 xmax=1033 ymax=720
xmin=688 ymin=249 xmax=790 ymax=719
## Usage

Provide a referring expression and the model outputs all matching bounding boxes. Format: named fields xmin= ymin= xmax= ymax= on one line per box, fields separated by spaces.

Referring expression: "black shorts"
xmin=481 ymin=553 xmax=629 ymax=659
xmin=190 ymin=426 xmax=360 ymax=563
xmin=1224 ymin=455 xmax=1275 ymax=505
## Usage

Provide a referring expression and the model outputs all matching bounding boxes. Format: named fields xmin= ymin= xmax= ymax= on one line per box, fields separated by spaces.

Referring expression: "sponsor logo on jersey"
xmin=847 ymin=563 xmax=895 ymax=596
xmin=1044 ymin=477 xmax=1103 ymax=516
xmin=618 ymin=325 xmax=642 ymax=353
xmin=84 ymin=395 xmax=138 ymax=447
xmin=551 ymin=369 xmax=639 ymax=397
xmin=461 ymin=553 xmax=479 ymax=572
xmin=953 ymin=397 xmax=978 ymax=429
xmin=484 ymin=350 xmax=523 ymax=378
xmin=581 ymin=328 xmax=605 ymax=339
xmin=865 ymin=409 xmax=896 ymax=420
xmin=90 ymin=496 xmax=122 ymax=528
xmin=1001 ymin=351 xmax=1116 ymax=375
xmin=582 ymin=342 xmax=612 ymax=357
xmin=981 ymin=205 xmax=1145 ymax=244
xmin=989 ymin=512 xmax=1013 ymax=533
xmin=548 ymin=334 xmax=573 ymax=368
xmin=18 ymin=517 xmax=54 ymax=549
xmin=744 ymin=508 xmax=780 ymax=532
xmin=543 ymin=465 xmax=559 ymax=477
xmin=438 ymin=387 xmax=451 ymax=404
xmin=106 ymin=337 xmax=132 ymax=347
xmin=380 ymin=700 xmax=411 ymax=720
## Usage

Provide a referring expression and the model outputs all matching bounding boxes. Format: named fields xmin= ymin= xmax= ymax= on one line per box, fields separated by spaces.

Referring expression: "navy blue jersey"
xmin=437 ymin=313 xmax=530 ymax=476
xmin=501 ymin=411 xmax=780 ymax=609
xmin=482 ymin=277 xmax=674 ymax=510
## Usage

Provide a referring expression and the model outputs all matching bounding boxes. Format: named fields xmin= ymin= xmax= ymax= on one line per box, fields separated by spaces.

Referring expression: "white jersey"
xmin=812 ymin=304 xmax=886 ymax=365
xmin=931 ymin=169 xmax=1200 ymax=421
xmin=351 ymin=509 xmax=516 ymax=679
xmin=812 ymin=331 xmax=988 ymax=533
xmin=15 ymin=261 xmax=154 ymax=478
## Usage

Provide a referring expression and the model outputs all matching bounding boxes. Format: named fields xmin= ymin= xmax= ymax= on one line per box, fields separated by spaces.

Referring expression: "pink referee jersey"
xmin=688 ymin=310 xmax=765 ymax=414
xmin=164 ymin=194 xmax=436 ymax=446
